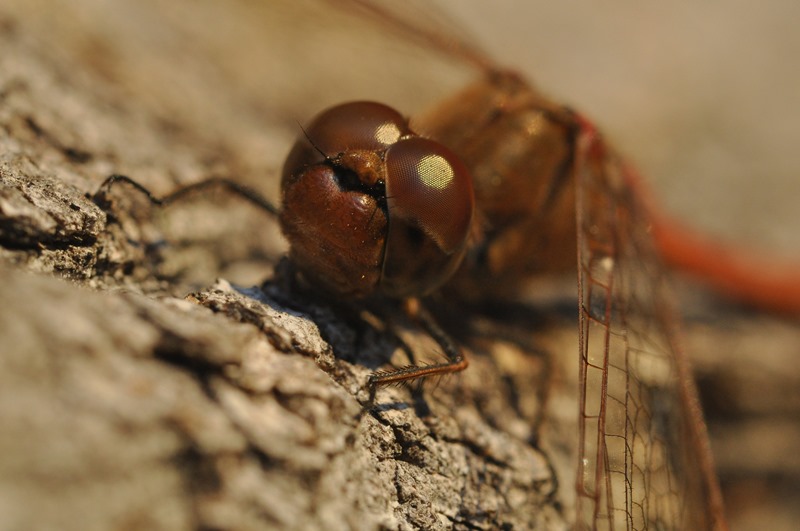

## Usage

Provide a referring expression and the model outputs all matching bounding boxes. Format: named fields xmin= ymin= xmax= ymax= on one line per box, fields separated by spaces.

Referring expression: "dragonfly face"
xmin=280 ymin=101 xmax=474 ymax=299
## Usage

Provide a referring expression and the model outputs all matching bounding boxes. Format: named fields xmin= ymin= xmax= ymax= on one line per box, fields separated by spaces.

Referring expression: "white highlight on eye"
xmin=417 ymin=154 xmax=454 ymax=190
xmin=523 ymin=113 xmax=546 ymax=136
xmin=374 ymin=122 xmax=402 ymax=145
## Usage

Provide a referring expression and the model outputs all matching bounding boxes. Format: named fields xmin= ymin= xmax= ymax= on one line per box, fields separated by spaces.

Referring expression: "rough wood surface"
xmin=1 ymin=1 xmax=798 ymax=530
xmin=0 ymin=2 xmax=571 ymax=529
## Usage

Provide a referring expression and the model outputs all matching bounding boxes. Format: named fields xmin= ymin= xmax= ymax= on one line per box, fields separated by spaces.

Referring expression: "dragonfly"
xmin=89 ymin=1 xmax=798 ymax=529
xmin=254 ymin=1 xmax=743 ymax=529
xmin=269 ymin=84 xmax=724 ymax=527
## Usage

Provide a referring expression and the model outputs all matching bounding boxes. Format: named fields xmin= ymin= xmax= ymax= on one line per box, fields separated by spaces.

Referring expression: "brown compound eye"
xmin=380 ymin=137 xmax=474 ymax=297
xmin=282 ymin=101 xmax=413 ymax=184
xmin=279 ymin=101 xmax=473 ymax=299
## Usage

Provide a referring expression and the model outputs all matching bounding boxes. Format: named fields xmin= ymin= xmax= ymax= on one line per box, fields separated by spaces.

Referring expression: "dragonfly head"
xmin=280 ymin=101 xmax=474 ymax=299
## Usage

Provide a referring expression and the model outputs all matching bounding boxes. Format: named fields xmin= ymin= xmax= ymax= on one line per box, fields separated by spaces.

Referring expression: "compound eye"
xmin=282 ymin=101 xmax=413 ymax=180
xmin=310 ymin=101 xmax=411 ymax=153
xmin=380 ymin=136 xmax=475 ymax=297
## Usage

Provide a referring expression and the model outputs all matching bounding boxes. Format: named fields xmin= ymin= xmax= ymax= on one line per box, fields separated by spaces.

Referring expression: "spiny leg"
xmin=368 ymin=298 xmax=468 ymax=392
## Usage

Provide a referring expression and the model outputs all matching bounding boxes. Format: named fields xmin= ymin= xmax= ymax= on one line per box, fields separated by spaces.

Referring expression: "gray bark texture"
xmin=0 ymin=1 xmax=798 ymax=530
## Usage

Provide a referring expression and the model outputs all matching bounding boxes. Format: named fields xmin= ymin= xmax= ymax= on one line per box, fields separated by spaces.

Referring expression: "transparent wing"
xmin=574 ymin=129 xmax=726 ymax=530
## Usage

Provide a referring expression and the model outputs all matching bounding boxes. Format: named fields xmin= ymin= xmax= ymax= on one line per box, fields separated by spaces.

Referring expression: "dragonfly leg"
xmin=368 ymin=298 xmax=468 ymax=390
xmin=92 ymin=174 xmax=280 ymax=216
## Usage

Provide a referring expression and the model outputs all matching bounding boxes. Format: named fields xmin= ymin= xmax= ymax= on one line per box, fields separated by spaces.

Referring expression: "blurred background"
xmin=439 ymin=0 xmax=800 ymax=257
